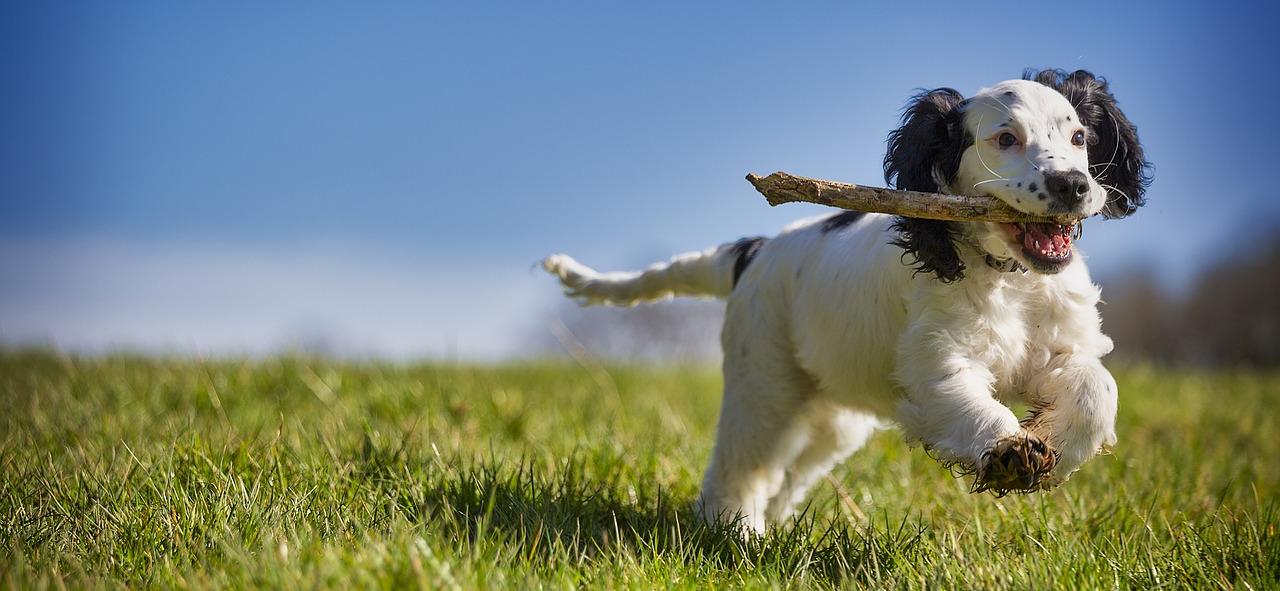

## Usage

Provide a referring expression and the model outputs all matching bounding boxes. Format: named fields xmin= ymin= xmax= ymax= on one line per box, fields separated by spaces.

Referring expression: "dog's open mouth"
xmin=1000 ymin=222 xmax=1077 ymax=269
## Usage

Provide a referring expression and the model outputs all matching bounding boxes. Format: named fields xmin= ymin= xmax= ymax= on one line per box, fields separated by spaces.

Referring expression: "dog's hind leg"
xmin=696 ymin=350 xmax=815 ymax=534
xmin=764 ymin=408 xmax=880 ymax=525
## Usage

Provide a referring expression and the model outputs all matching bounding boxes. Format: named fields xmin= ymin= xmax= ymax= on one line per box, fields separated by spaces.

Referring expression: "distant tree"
xmin=1098 ymin=268 xmax=1179 ymax=365
xmin=1180 ymin=238 xmax=1280 ymax=367
xmin=1101 ymin=226 xmax=1280 ymax=368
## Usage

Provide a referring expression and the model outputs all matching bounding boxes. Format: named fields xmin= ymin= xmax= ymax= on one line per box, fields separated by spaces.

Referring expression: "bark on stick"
xmin=746 ymin=171 xmax=1072 ymax=224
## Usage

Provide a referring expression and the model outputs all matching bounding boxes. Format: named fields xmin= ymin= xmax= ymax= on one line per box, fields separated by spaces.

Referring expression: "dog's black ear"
xmin=1027 ymin=69 xmax=1152 ymax=219
xmin=884 ymin=88 xmax=969 ymax=193
xmin=883 ymin=88 xmax=970 ymax=283
xmin=888 ymin=217 xmax=967 ymax=283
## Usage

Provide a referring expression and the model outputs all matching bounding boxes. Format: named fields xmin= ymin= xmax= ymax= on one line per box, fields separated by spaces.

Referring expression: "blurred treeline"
xmin=541 ymin=231 xmax=1280 ymax=369
xmin=1102 ymin=231 xmax=1280 ymax=368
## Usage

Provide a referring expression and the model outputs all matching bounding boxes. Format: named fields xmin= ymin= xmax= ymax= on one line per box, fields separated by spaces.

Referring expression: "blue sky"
xmin=2 ymin=1 xmax=1278 ymax=358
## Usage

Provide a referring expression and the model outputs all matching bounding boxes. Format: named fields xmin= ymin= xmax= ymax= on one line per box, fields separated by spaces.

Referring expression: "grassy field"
xmin=1 ymin=350 xmax=1277 ymax=589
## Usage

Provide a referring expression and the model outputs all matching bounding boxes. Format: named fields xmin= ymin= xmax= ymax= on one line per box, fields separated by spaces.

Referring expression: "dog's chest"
xmin=962 ymin=275 xmax=1075 ymax=394
xmin=958 ymin=276 xmax=1051 ymax=391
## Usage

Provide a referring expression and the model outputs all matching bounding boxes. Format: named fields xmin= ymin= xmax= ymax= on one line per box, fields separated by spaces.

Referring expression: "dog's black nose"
xmin=1043 ymin=170 xmax=1090 ymax=207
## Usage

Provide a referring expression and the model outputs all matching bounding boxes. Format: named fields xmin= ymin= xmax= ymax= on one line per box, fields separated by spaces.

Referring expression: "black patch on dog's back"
xmin=730 ymin=237 xmax=767 ymax=288
xmin=821 ymin=211 xmax=865 ymax=233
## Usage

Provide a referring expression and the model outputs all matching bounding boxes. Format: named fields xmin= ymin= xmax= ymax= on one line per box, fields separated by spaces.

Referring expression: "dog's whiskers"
xmin=973 ymin=114 xmax=1008 ymax=182
xmin=990 ymin=96 xmax=1017 ymax=119
xmin=976 ymin=152 xmax=1006 ymax=181
xmin=992 ymin=98 xmax=1038 ymax=175
xmin=1097 ymin=182 xmax=1132 ymax=205
xmin=1089 ymin=116 xmax=1123 ymax=180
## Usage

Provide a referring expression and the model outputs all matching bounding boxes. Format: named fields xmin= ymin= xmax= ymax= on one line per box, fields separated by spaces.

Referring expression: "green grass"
xmin=1 ymin=350 xmax=1277 ymax=589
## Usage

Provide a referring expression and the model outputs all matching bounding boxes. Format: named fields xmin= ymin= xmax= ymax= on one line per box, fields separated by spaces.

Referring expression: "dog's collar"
xmin=985 ymin=254 xmax=1025 ymax=274
xmin=961 ymin=233 xmax=1025 ymax=273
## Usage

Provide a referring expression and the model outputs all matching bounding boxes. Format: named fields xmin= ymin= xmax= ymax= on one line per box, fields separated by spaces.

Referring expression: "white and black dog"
xmin=543 ymin=69 xmax=1150 ymax=533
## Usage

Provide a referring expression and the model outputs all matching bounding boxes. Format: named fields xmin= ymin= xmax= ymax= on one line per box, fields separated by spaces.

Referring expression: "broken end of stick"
xmin=745 ymin=172 xmax=791 ymax=207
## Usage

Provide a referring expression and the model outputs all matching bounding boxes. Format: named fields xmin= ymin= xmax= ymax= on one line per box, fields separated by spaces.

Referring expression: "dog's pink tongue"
xmin=1024 ymin=226 xmax=1052 ymax=252
xmin=1022 ymin=223 xmax=1073 ymax=255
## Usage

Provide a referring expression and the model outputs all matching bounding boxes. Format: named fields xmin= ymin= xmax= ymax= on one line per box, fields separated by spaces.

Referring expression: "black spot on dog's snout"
xmin=1038 ymin=192 xmax=1049 ymax=201
xmin=730 ymin=236 xmax=767 ymax=288
xmin=1027 ymin=182 xmax=1038 ymax=192
xmin=821 ymin=211 xmax=865 ymax=233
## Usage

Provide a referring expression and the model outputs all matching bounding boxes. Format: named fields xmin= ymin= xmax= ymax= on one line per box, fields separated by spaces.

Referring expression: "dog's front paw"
xmin=972 ymin=431 xmax=1058 ymax=496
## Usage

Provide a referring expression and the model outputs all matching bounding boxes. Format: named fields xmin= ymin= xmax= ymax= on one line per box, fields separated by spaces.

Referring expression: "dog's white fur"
xmin=544 ymin=79 xmax=1124 ymax=533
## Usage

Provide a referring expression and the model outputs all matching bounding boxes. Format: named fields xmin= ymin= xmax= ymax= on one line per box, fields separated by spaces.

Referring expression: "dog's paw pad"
xmin=973 ymin=432 xmax=1058 ymax=496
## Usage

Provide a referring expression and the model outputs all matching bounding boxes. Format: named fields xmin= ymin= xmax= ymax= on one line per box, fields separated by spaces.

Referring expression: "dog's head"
xmin=883 ymin=69 xmax=1151 ymax=281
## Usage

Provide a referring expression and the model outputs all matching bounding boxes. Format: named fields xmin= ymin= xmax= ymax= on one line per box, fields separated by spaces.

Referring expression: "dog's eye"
xmin=1071 ymin=130 xmax=1086 ymax=146
xmin=997 ymin=132 xmax=1019 ymax=149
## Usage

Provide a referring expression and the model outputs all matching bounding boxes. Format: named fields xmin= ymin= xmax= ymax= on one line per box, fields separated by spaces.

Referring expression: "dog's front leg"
xmin=1021 ymin=354 xmax=1118 ymax=486
xmin=894 ymin=328 xmax=1057 ymax=494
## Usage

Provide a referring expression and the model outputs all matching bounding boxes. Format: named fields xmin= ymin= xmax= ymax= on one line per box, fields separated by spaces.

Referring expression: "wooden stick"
xmin=746 ymin=171 xmax=1074 ymax=224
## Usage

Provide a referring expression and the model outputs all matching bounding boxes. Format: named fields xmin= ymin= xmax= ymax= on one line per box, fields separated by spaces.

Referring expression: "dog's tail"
xmin=541 ymin=237 xmax=766 ymax=306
